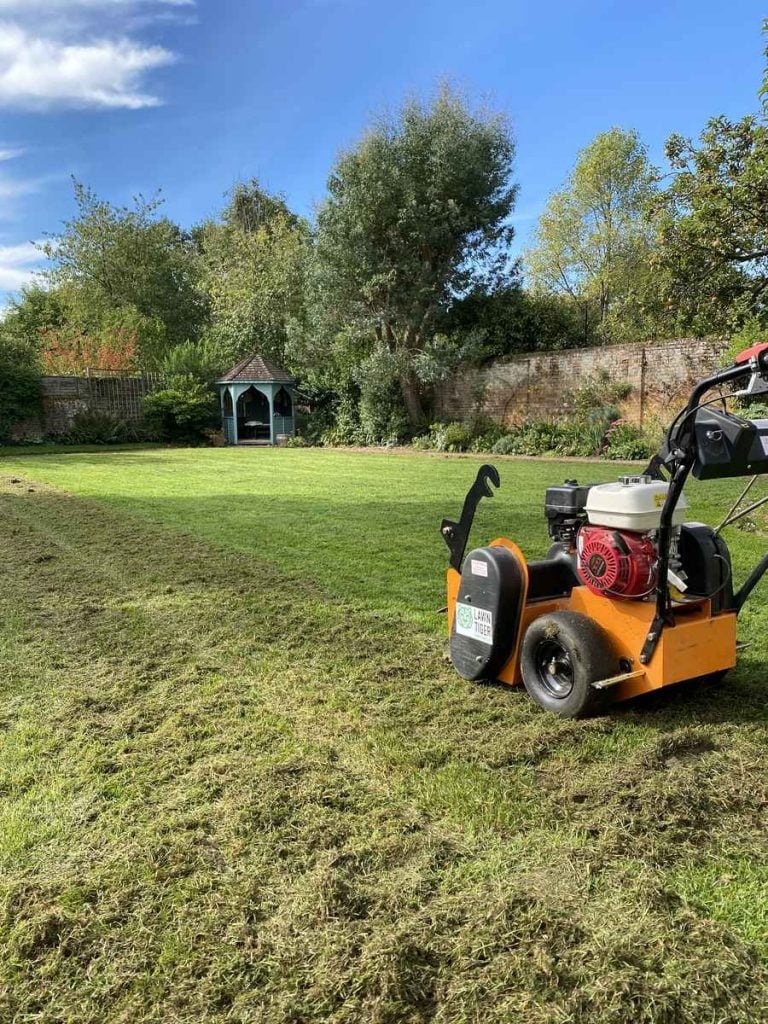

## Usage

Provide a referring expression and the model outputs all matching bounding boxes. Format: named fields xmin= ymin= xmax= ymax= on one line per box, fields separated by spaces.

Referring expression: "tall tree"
xmin=636 ymin=22 xmax=768 ymax=336
xmin=0 ymin=304 xmax=42 ymax=439
xmin=651 ymin=114 xmax=768 ymax=334
xmin=759 ymin=17 xmax=768 ymax=115
xmin=437 ymin=284 xmax=590 ymax=360
xmin=0 ymin=285 xmax=65 ymax=358
xmin=41 ymin=181 xmax=207 ymax=368
xmin=313 ymin=87 xmax=517 ymax=428
xmin=198 ymin=181 xmax=310 ymax=370
xmin=526 ymin=128 xmax=657 ymax=342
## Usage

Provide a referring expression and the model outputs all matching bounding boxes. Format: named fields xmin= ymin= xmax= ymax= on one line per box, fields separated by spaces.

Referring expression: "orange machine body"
xmin=446 ymin=537 xmax=737 ymax=704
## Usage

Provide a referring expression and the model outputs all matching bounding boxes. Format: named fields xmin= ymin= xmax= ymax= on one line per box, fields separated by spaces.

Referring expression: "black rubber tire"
xmin=520 ymin=611 xmax=617 ymax=719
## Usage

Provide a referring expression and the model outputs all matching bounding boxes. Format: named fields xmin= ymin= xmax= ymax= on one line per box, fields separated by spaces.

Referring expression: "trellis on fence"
xmin=28 ymin=371 xmax=163 ymax=437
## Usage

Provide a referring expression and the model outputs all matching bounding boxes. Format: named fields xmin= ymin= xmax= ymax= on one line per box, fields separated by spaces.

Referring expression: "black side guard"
xmin=678 ymin=523 xmax=734 ymax=615
xmin=450 ymin=545 xmax=527 ymax=681
xmin=441 ymin=464 xmax=500 ymax=572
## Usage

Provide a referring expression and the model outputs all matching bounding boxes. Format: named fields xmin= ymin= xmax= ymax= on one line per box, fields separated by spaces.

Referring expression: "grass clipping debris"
xmin=0 ymin=457 xmax=766 ymax=1023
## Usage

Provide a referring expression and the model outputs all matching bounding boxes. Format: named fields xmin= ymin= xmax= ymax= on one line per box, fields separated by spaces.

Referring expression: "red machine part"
xmin=577 ymin=525 xmax=657 ymax=598
xmin=734 ymin=340 xmax=768 ymax=364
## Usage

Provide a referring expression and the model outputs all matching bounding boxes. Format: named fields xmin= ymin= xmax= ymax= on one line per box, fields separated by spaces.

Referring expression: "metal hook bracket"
xmin=441 ymin=464 xmax=500 ymax=572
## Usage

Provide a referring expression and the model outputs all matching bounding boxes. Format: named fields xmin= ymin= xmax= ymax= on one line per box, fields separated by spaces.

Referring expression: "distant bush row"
xmin=409 ymin=412 xmax=658 ymax=460
xmin=0 ymin=410 xmax=155 ymax=448
xmin=1 ymin=374 xmax=223 ymax=448
xmin=287 ymin=369 xmax=658 ymax=459
xmin=284 ymin=407 xmax=658 ymax=460
xmin=10 ymin=406 xmax=657 ymax=460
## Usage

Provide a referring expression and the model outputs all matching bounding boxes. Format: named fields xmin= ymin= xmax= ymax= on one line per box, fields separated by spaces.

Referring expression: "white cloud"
xmin=0 ymin=23 xmax=176 ymax=109
xmin=0 ymin=0 xmax=192 ymax=110
xmin=0 ymin=1 xmax=189 ymax=299
xmin=0 ymin=240 xmax=41 ymax=291
xmin=0 ymin=175 xmax=40 ymax=201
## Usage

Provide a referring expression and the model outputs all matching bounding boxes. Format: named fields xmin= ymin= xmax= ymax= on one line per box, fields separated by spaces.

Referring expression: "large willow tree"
xmin=314 ymin=87 xmax=518 ymax=429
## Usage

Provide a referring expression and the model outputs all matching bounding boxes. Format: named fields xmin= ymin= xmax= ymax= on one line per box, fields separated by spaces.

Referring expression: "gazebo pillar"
xmin=231 ymin=385 xmax=239 ymax=445
xmin=267 ymin=386 xmax=275 ymax=446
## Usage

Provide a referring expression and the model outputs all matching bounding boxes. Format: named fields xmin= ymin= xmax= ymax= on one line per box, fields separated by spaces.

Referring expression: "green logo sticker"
xmin=457 ymin=604 xmax=473 ymax=630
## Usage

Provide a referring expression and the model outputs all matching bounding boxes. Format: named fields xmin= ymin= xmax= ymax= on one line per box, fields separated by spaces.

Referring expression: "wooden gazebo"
xmin=217 ymin=353 xmax=297 ymax=446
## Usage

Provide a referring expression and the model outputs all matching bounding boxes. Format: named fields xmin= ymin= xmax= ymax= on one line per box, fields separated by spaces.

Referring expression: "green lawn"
xmin=1 ymin=447 xmax=767 ymax=1023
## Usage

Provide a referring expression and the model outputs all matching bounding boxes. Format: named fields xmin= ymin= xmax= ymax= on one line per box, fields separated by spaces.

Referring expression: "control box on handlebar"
xmin=690 ymin=408 xmax=768 ymax=480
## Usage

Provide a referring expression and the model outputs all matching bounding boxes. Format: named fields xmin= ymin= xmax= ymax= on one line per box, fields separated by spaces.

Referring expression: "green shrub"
xmin=414 ymin=409 xmax=648 ymax=460
xmin=160 ymin=338 xmax=227 ymax=385
xmin=411 ymin=432 xmax=434 ymax=451
xmin=417 ymin=423 xmax=444 ymax=450
xmin=556 ymin=405 xmax=620 ymax=457
xmin=571 ymin=370 xmax=631 ymax=417
xmin=356 ymin=346 xmax=409 ymax=444
xmin=54 ymin=410 xmax=145 ymax=445
xmin=553 ymin=421 xmax=593 ymax=457
xmin=297 ymin=406 xmax=337 ymax=445
xmin=143 ymin=374 xmax=220 ymax=445
xmin=0 ymin=348 xmax=41 ymax=441
xmin=437 ymin=421 xmax=474 ymax=452
xmin=487 ymin=408 xmax=622 ymax=459
xmin=737 ymin=401 xmax=768 ymax=420
xmin=319 ymin=424 xmax=359 ymax=447
xmin=285 ymin=435 xmax=311 ymax=448
xmin=604 ymin=421 xmax=655 ymax=460
xmin=491 ymin=433 xmax=521 ymax=455
xmin=468 ymin=418 xmax=507 ymax=453
xmin=410 ymin=422 xmax=471 ymax=452
xmin=316 ymin=390 xmax=364 ymax=447
xmin=490 ymin=421 xmax=563 ymax=456
xmin=522 ymin=421 xmax=567 ymax=455
xmin=724 ymin=318 xmax=767 ymax=367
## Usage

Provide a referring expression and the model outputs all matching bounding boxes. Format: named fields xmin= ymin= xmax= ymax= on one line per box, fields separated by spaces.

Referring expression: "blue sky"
xmin=0 ymin=0 xmax=765 ymax=302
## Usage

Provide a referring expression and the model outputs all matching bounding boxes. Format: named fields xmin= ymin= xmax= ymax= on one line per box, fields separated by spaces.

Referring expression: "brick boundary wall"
xmin=12 ymin=373 xmax=160 ymax=440
xmin=433 ymin=337 xmax=730 ymax=427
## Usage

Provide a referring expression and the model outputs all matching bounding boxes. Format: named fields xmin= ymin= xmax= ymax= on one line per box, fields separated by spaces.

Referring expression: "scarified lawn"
xmin=0 ymin=447 xmax=767 ymax=1023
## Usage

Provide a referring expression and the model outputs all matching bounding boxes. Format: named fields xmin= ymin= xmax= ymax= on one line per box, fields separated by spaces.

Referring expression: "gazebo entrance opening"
xmin=236 ymin=386 xmax=271 ymax=441
xmin=273 ymin=386 xmax=293 ymax=437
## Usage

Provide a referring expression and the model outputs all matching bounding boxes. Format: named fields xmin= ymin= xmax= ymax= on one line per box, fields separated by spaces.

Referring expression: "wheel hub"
xmin=536 ymin=639 xmax=574 ymax=698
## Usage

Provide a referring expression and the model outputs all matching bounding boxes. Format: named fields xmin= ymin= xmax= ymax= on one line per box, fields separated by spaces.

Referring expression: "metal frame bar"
xmin=641 ymin=360 xmax=757 ymax=665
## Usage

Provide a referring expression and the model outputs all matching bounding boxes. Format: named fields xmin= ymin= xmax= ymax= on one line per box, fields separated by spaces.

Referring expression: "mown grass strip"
xmin=0 ymin=475 xmax=766 ymax=1023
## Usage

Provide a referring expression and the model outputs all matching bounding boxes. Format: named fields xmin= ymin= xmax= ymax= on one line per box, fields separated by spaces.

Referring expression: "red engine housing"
xmin=577 ymin=525 xmax=657 ymax=599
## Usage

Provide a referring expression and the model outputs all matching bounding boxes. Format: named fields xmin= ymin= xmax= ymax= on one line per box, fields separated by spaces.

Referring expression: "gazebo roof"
xmin=218 ymin=352 xmax=296 ymax=384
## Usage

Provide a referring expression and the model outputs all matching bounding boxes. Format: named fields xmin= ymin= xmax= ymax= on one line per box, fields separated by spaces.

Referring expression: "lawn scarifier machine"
xmin=441 ymin=342 xmax=768 ymax=718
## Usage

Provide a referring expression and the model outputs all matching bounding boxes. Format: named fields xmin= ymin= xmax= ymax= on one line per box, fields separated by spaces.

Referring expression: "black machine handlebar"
xmin=684 ymin=359 xmax=765 ymax=427
xmin=640 ymin=342 xmax=768 ymax=665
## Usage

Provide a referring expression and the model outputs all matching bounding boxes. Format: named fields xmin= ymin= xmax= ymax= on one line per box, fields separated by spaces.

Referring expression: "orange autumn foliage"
xmin=41 ymin=326 xmax=138 ymax=375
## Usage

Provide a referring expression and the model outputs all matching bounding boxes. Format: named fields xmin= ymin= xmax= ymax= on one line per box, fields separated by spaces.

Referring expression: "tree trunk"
xmin=399 ymin=374 xmax=426 ymax=432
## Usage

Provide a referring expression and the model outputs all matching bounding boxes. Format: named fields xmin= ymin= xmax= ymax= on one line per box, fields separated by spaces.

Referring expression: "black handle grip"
xmin=441 ymin=464 xmax=500 ymax=572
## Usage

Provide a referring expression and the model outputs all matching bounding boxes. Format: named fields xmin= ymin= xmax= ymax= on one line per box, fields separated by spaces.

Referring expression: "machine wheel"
xmin=520 ymin=611 xmax=616 ymax=719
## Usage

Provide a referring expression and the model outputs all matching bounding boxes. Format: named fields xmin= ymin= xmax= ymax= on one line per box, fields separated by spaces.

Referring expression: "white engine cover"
xmin=585 ymin=476 xmax=688 ymax=532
